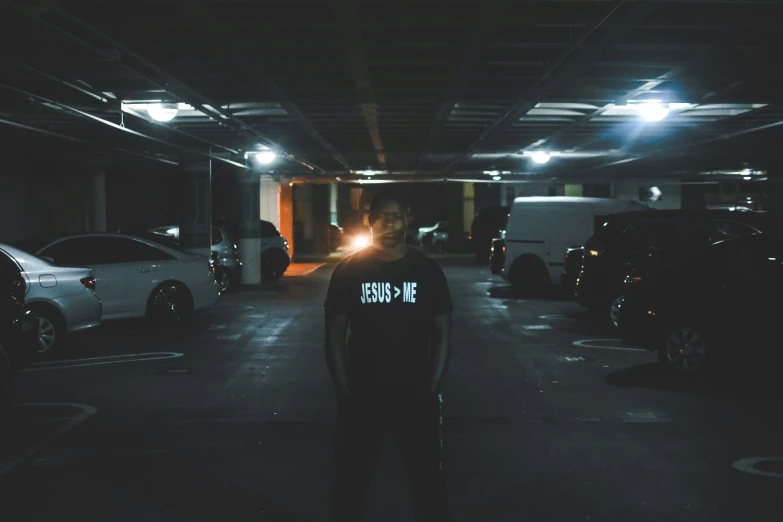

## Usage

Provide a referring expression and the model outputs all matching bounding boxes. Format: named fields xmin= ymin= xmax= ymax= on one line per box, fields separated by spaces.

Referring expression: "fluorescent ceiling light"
xmin=147 ymin=103 xmax=178 ymax=122
xmin=492 ymin=176 xmax=501 ymax=181
xmin=255 ymin=151 xmax=276 ymax=164
xmin=637 ymin=102 xmax=669 ymax=122
xmin=531 ymin=151 xmax=551 ymax=164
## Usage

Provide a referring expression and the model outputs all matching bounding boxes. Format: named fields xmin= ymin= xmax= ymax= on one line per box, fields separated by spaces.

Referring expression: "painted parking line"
xmin=572 ymin=339 xmax=648 ymax=352
xmin=0 ymin=403 xmax=97 ymax=475
xmin=22 ymin=352 xmax=184 ymax=372
xmin=732 ymin=457 xmax=783 ymax=479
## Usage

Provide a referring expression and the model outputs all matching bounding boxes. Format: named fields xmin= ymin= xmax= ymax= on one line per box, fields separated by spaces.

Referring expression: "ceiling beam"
xmin=9 ymin=0 xmax=325 ymax=173
xmin=331 ymin=0 xmax=387 ymax=170
xmin=176 ymin=1 xmax=353 ymax=174
xmin=438 ymin=0 xmax=665 ymax=174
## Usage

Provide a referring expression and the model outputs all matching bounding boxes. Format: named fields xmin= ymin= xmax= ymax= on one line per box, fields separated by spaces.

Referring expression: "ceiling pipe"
xmin=19 ymin=63 xmax=242 ymax=157
xmin=0 ymin=82 xmax=248 ymax=169
xmin=0 ymin=117 xmax=178 ymax=166
xmin=582 ymin=117 xmax=783 ymax=173
xmin=36 ymin=3 xmax=323 ymax=173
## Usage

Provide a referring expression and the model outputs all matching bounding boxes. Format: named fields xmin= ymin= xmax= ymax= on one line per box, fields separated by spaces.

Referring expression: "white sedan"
xmin=1 ymin=243 xmax=102 ymax=356
xmin=35 ymin=234 xmax=220 ymax=324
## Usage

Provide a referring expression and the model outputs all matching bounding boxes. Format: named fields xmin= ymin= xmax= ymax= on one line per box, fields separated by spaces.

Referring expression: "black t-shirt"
xmin=324 ymin=247 xmax=453 ymax=394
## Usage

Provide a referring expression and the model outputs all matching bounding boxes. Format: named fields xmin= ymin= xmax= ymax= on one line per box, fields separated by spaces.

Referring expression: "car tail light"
xmin=80 ymin=275 xmax=96 ymax=290
xmin=11 ymin=278 xmax=26 ymax=300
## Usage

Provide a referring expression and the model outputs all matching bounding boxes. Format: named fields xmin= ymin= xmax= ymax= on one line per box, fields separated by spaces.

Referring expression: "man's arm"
xmin=427 ymin=312 xmax=452 ymax=393
xmin=325 ymin=310 xmax=351 ymax=395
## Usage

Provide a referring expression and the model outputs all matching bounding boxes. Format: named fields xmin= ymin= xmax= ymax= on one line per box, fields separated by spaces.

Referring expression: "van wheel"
xmin=509 ymin=256 xmax=550 ymax=297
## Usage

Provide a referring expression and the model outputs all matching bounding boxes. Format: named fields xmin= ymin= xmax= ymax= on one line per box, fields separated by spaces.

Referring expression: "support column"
xmin=313 ymin=184 xmax=331 ymax=256
xmin=446 ymin=182 xmax=465 ymax=252
xmin=91 ymin=171 xmax=107 ymax=232
xmin=237 ymin=170 xmax=262 ymax=284
xmin=279 ymin=183 xmax=294 ymax=259
xmin=330 ymin=182 xmax=339 ymax=225
xmin=260 ymin=178 xmax=280 ymax=229
xmin=178 ymin=153 xmax=212 ymax=256
xmin=463 ymin=182 xmax=475 ymax=238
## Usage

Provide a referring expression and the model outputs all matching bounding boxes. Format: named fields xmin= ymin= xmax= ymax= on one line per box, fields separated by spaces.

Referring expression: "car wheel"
xmin=609 ymin=295 xmax=624 ymax=330
xmin=216 ymin=267 xmax=232 ymax=293
xmin=657 ymin=326 xmax=710 ymax=375
xmin=32 ymin=307 xmax=65 ymax=357
xmin=147 ymin=283 xmax=193 ymax=326
xmin=433 ymin=240 xmax=446 ymax=253
xmin=0 ymin=341 xmax=17 ymax=392
xmin=510 ymin=256 xmax=549 ymax=297
xmin=262 ymin=250 xmax=288 ymax=281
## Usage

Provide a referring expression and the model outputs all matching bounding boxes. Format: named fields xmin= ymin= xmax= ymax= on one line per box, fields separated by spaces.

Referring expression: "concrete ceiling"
xmin=0 ymin=0 xmax=781 ymax=183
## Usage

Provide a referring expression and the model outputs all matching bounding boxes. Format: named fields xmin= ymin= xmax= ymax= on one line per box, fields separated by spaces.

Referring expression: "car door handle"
xmin=139 ymin=268 xmax=151 ymax=273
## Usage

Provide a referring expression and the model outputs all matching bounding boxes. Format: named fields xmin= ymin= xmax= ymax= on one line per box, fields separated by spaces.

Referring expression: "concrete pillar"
xmin=178 ymin=153 xmax=212 ymax=256
xmin=330 ymin=182 xmax=339 ymax=225
xmin=446 ymin=182 xmax=465 ymax=252
xmin=279 ymin=183 xmax=294 ymax=258
xmin=260 ymin=178 xmax=280 ymax=229
xmin=237 ymin=170 xmax=262 ymax=284
xmin=312 ymin=184 xmax=331 ymax=256
xmin=91 ymin=171 xmax=107 ymax=232
xmin=463 ymin=182 xmax=475 ymax=237
xmin=474 ymin=183 xmax=501 ymax=214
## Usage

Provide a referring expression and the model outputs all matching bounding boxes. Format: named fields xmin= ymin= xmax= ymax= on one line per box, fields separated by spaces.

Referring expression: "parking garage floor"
xmin=2 ymin=254 xmax=782 ymax=522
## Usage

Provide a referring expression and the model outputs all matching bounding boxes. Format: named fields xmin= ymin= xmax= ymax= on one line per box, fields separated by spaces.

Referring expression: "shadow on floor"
xmin=488 ymin=284 xmax=575 ymax=301
xmin=606 ymin=362 xmax=783 ymax=401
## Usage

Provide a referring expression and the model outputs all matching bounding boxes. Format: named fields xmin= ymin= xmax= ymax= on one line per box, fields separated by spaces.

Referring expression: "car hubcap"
xmin=37 ymin=318 xmax=56 ymax=353
xmin=665 ymin=328 xmax=706 ymax=372
xmin=154 ymin=286 xmax=184 ymax=321
xmin=218 ymin=271 xmax=230 ymax=292
xmin=610 ymin=295 xmax=624 ymax=329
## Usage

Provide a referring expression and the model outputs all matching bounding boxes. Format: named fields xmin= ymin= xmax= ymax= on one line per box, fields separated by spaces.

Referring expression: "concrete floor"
xmin=2 ymin=254 xmax=783 ymax=521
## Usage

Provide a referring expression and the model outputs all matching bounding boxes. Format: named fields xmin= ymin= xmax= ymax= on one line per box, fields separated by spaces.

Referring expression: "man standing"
xmin=324 ymin=191 xmax=453 ymax=522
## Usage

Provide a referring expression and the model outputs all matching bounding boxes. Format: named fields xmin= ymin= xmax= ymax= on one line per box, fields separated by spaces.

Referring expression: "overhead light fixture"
xmin=483 ymin=170 xmax=499 ymax=176
xmin=744 ymin=176 xmax=752 ymax=180
xmin=637 ymin=102 xmax=670 ymax=122
xmin=255 ymin=151 xmax=276 ymax=165
xmin=492 ymin=176 xmax=501 ymax=181
xmin=147 ymin=103 xmax=178 ymax=122
xmin=531 ymin=151 xmax=551 ymax=164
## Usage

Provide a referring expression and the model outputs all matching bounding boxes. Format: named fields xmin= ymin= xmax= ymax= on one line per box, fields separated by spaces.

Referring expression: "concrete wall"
xmin=0 ymin=170 xmax=91 ymax=243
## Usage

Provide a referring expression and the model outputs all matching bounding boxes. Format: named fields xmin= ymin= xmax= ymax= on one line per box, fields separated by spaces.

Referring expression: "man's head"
xmin=368 ymin=191 xmax=408 ymax=249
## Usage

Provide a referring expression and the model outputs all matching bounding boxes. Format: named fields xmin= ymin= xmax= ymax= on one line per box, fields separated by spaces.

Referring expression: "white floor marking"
xmin=0 ymin=403 xmax=97 ymax=475
xmin=523 ymin=325 xmax=553 ymax=330
xmin=572 ymin=339 xmax=648 ymax=352
xmin=22 ymin=352 xmax=183 ymax=372
xmin=732 ymin=457 xmax=783 ymax=479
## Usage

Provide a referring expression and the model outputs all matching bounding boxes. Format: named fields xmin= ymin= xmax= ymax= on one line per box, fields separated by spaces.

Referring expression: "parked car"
xmin=148 ymin=225 xmax=242 ymax=293
xmin=260 ymin=220 xmax=290 ymax=280
xmin=490 ymin=238 xmax=505 ymax=275
xmin=417 ymin=221 xmax=448 ymax=247
xmin=619 ymin=233 xmax=783 ymax=377
xmin=0 ymin=243 xmax=102 ymax=356
xmin=330 ymin=223 xmax=344 ymax=252
xmin=1 ymin=250 xmax=39 ymax=391
xmin=431 ymin=223 xmax=449 ymax=252
xmin=576 ymin=209 xmax=779 ymax=328
xmin=561 ymin=246 xmax=584 ymax=293
xmin=502 ymin=197 xmax=646 ymax=294
xmin=471 ymin=206 xmax=509 ymax=264
xmin=32 ymin=234 xmax=219 ymax=325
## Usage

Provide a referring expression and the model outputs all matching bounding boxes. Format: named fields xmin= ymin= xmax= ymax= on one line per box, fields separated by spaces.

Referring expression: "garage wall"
xmin=0 ymin=169 xmax=92 ymax=243
xmin=106 ymin=170 xmax=174 ymax=232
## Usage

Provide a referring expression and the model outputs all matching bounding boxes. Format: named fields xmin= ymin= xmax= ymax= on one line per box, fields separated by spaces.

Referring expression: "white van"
xmin=501 ymin=197 xmax=647 ymax=293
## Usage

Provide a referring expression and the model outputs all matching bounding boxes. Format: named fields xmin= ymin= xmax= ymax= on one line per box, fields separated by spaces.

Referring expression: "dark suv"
xmin=575 ymin=209 xmax=780 ymax=327
xmin=1 ymin=250 xmax=39 ymax=391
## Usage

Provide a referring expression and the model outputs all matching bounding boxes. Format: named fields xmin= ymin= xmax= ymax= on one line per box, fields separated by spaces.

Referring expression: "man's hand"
xmin=427 ymin=313 xmax=452 ymax=393
xmin=325 ymin=310 xmax=351 ymax=395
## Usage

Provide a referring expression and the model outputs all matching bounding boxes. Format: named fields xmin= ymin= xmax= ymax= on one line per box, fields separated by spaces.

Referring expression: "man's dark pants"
xmin=330 ymin=391 xmax=449 ymax=522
